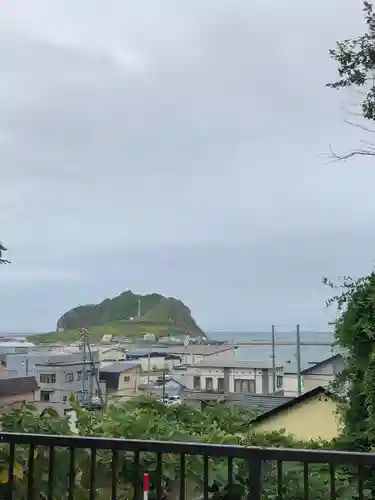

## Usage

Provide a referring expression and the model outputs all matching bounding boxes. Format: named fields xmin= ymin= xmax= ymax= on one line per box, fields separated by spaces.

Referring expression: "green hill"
xmin=32 ymin=290 xmax=204 ymax=343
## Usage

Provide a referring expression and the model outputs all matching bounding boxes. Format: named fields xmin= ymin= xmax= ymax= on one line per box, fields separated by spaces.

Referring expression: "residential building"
xmin=139 ymin=377 xmax=183 ymax=399
xmin=126 ymin=345 xmax=237 ymax=371
xmin=125 ymin=349 xmax=171 ymax=371
xmin=34 ymin=351 xmax=106 ymax=415
xmin=5 ymin=348 xmax=90 ymax=377
xmin=0 ymin=355 xmax=18 ymax=378
xmin=0 ymin=376 xmax=38 ymax=412
xmin=182 ymin=375 xmax=291 ymax=411
xmin=302 ymin=354 xmax=345 ymax=393
xmin=184 ymin=358 xmax=284 ymax=394
xmin=0 ymin=340 xmax=36 ymax=354
xmin=251 ymin=386 xmax=342 ymax=441
xmin=100 ymin=362 xmax=141 ymax=394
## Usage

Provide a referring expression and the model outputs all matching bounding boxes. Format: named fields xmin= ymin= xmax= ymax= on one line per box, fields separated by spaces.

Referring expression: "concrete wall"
xmin=0 ymin=391 xmax=35 ymax=412
xmin=283 ymin=374 xmax=300 ymax=397
xmin=253 ymin=394 xmax=341 ymax=441
xmin=117 ymin=367 xmax=140 ymax=392
xmin=303 ymin=374 xmax=333 ymax=393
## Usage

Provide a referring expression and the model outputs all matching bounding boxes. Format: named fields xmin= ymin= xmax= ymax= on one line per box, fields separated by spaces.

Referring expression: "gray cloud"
xmin=0 ymin=0 xmax=373 ymax=333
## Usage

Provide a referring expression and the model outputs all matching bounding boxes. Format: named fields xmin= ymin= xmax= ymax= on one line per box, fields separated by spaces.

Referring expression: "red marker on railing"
xmin=143 ymin=473 xmax=149 ymax=500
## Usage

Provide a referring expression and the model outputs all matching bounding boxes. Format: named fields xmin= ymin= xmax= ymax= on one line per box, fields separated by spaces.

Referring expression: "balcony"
xmin=0 ymin=431 xmax=374 ymax=499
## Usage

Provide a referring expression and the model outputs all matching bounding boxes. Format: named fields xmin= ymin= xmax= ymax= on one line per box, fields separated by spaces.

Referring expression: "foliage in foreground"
xmin=324 ymin=273 xmax=375 ymax=451
xmin=0 ymin=397 xmax=364 ymax=499
xmin=328 ymin=1 xmax=375 ymax=122
xmin=0 ymin=242 xmax=10 ymax=264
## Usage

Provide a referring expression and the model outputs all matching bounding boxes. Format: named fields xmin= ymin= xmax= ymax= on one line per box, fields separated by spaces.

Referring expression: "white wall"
xmin=303 ymin=373 xmax=334 ymax=393
xmin=283 ymin=374 xmax=300 ymax=397
xmin=184 ymin=367 xmax=271 ymax=394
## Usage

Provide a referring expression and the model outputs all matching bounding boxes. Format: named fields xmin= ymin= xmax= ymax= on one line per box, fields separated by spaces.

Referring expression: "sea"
xmin=208 ymin=330 xmax=335 ymax=372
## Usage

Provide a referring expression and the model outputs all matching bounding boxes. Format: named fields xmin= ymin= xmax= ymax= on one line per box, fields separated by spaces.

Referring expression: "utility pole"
xmin=81 ymin=328 xmax=87 ymax=404
xmin=138 ymin=299 xmax=141 ymax=317
xmin=271 ymin=324 xmax=276 ymax=393
xmin=161 ymin=371 xmax=166 ymax=401
xmin=296 ymin=324 xmax=302 ymax=395
xmin=147 ymin=346 xmax=151 ymax=385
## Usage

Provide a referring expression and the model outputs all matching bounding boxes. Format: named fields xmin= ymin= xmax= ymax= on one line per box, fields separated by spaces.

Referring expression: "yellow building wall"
xmin=117 ymin=368 xmax=140 ymax=392
xmin=253 ymin=395 xmax=341 ymax=441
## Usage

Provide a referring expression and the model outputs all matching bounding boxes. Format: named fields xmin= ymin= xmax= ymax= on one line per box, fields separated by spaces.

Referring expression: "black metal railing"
xmin=0 ymin=432 xmax=375 ymax=499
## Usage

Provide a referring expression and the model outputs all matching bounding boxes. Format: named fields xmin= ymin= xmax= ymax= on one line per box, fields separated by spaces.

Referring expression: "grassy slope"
xmin=29 ymin=320 xmax=188 ymax=344
xmin=32 ymin=291 xmax=204 ymax=344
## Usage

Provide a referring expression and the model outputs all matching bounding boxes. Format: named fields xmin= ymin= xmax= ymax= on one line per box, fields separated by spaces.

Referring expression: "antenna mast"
xmin=78 ymin=328 xmax=104 ymax=410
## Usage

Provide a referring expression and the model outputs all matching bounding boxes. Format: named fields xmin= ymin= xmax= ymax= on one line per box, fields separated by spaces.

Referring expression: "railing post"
xmin=247 ymin=451 xmax=262 ymax=500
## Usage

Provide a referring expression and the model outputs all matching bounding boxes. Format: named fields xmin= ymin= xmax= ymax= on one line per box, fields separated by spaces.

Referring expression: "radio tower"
xmin=78 ymin=328 xmax=104 ymax=411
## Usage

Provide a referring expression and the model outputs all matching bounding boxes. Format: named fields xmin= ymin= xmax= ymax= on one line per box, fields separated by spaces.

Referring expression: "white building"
xmin=282 ymin=371 xmax=301 ymax=397
xmin=0 ymin=340 xmax=36 ymax=354
xmin=157 ymin=345 xmax=237 ymax=367
xmin=184 ymin=358 xmax=284 ymax=394
xmin=33 ymin=351 xmax=106 ymax=415
xmin=122 ymin=345 xmax=237 ymax=373
xmin=5 ymin=347 xmax=88 ymax=377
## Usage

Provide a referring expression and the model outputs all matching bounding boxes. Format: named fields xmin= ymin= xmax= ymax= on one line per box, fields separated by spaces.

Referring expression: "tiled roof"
xmin=236 ymin=393 xmax=293 ymax=414
xmin=0 ymin=376 xmax=38 ymax=397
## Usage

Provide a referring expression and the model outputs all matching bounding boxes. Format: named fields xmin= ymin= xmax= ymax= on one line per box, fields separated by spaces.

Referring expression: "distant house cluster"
xmin=0 ymin=336 xmax=345 ymax=440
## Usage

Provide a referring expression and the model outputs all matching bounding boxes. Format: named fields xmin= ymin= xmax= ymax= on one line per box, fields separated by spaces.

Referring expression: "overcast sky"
xmin=1 ymin=0 xmax=374 ymax=334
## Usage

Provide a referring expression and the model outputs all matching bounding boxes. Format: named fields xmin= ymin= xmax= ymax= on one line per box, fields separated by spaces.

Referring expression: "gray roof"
xmin=236 ymin=393 xmax=293 ymax=414
xmin=0 ymin=376 xmax=38 ymax=397
xmin=35 ymin=361 xmax=99 ymax=367
xmin=100 ymin=362 xmax=140 ymax=373
xmin=147 ymin=345 xmax=236 ymax=356
xmin=193 ymin=358 xmax=283 ymax=369
xmin=301 ymin=354 xmax=344 ymax=375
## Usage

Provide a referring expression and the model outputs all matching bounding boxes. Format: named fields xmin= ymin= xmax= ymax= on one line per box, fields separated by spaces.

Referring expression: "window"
xmin=218 ymin=378 xmax=224 ymax=393
xmin=62 ymin=396 xmax=67 ymax=402
xmin=76 ymin=371 xmax=82 ymax=381
xmin=205 ymin=377 xmax=213 ymax=391
xmin=193 ymin=376 xmax=201 ymax=389
xmin=234 ymin=379 xmax=256 ymax=393
xmin=124 ymin=376 xmax=130 ymax=382
xmin=75 ymin=391 xmax=83 ymax=402
xmin=242 ymin=380 xmax=250 ymax=392
xmin=41 ymin=391 xmax=51 ymax=402
xmin=65 ymin=373 xmax=74 ymax=383
xmin=234 ymin=379 xmax=241 ymax=393
xmin=40 ymin=374 xmax=56 ymax=384
xmin=276 ymin=376 xmax=283 ymax=389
